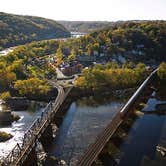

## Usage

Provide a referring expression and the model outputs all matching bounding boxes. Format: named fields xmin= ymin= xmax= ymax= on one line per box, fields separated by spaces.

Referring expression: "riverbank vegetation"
xmin=157 ymin=62 xmax=166 ymax=80
xmin=0 ymin=40 xmax=57 ymax=100
xmin=58 ymin=21 xmax=165 ymax=64
xmin=156 ymin=62 xmax=166 ymax=100
xmin=14 ymin=78 xmax=51 ymax=99
xmin=3 ymin=21 xmax=165 ymax=67
xmin=74 ymin=62 xmax=148 ymax=91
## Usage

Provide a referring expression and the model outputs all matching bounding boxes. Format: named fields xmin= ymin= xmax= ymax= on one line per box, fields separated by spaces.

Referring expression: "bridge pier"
xmin=21 ymin=147 xmax=38 ymax=166
xmin=39 ymin=124 xmax=54 ymax=152
xmin=54 ymin=116 xmax=64 ymax=127
xmin=53 ymin=97 xmax=73 ymax=127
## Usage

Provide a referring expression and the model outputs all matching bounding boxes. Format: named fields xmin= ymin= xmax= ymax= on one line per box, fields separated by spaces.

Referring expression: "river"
xmin=0 ymin=93 xmax=128 ymax=165
xmin=98 ymin=86 xmax=166 ymax=166
xmin=0 ymin=102 xmax=47 ymax=159
xmin=45 ymin=94 xmax=128 ymax=166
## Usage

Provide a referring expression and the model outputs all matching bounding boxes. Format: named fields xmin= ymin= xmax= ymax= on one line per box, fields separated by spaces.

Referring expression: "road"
xmin=56 ymin=67 xmax=67 ymax=79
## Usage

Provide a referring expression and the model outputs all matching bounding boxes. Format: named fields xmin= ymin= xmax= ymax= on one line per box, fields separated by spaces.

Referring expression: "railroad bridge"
xmin=2 ymin=82 xmax=73 ymax=166
xmin=78 ymin=68 xmax=158 ymax=166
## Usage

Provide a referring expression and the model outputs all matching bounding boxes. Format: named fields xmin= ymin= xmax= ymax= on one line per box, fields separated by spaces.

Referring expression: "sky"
xmin=0 ymin=0 xmax=166 ymax=21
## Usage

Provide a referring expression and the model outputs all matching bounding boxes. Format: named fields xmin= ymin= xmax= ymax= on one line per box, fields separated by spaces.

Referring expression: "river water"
xmin=0 ymin=103 xmax=47 ymax=159
xmin=0 ymin=93 xmax=128 ymax=165
xmin=45 ymin=95 xmax=128 ymax=166
xmin=98 ymin=86 xmax=166 ymax=166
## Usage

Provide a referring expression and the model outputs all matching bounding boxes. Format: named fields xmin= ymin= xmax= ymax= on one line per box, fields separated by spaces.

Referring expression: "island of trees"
xmin=74 ymin=62 xmax=149 ymax=91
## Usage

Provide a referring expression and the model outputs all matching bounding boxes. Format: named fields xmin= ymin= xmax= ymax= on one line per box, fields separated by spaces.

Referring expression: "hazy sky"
xmin=0 ymin=0 xmax=166 ymax=21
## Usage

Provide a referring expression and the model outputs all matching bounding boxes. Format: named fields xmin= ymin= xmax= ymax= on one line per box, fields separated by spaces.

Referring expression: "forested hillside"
xmin=58 ymin=20 xmax=147 ymax=33
xmin=62 ymin=21 xmax=166 ymax=63
xmin=58 ymin=21 xmax=114 ymax=32
xmin=4 ymin=21 xmax=165 ymax=65
xmin=0 ymin=21 xmax=165 ymax=99
xmin=0 ymin=12 xmax=70 ymax=50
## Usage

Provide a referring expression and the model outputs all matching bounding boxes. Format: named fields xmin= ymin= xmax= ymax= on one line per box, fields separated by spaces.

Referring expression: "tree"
xmin=74 ymin=62 xmax=148 ymax=91
xmin=157 ymin=62 xmax=166 ymax=80
xmin=122 ymin=62 xmax=135 ymax=69
xmin=67 ymin=49 xmax=76 ymax=62
xmin=55 ymin=47 xmax=63 ymax=66
xmin=14 ymin=78 xmax=51 ymax=98
xmin=0 ymin=69 xmax=16 ymax=91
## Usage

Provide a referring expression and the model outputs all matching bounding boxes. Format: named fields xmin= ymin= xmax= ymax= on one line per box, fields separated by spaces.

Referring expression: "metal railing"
xmin=2 ymin=85 xmax=73 ymax=166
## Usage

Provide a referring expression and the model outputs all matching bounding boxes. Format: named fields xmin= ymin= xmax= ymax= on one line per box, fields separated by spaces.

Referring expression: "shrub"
xmin=0 ymin=91 xmax=11 ymax=100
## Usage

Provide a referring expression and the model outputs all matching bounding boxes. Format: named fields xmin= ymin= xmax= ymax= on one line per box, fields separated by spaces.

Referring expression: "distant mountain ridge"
xmin=57 ymin=20 xmax=148 ymax=33
xmin=0 ymin=12 xmax=70 ymax=50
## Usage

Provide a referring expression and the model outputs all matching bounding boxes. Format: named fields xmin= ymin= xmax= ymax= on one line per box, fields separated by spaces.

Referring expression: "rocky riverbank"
xmin=4 ymin=87 xmax=58 ymax=110
xmin=0 ymin=131 xmax=13 ymax=142
xmin=0 ymin=110 xmax=20 ymax=125
xmin=70 ymin=87 xmax=136 ymax=100
xmin=5 ymin=97 xmax=30 ymax=110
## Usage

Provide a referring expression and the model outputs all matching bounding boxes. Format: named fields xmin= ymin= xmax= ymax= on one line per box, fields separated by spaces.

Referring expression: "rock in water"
xmin=0 ymin=110 xmax=20 ymax=125
xmin=0 ymin=131 xmax=13 ymax=142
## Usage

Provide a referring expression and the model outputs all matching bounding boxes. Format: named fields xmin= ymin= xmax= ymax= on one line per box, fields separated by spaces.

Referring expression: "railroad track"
xmin=77 ymin=68 xmax=158 ymax=166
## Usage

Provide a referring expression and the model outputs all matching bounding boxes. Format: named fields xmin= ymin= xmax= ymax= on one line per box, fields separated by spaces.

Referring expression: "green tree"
xmin=14 ymin=78 xmax=51 ymax=98
xmin=67 ymin=49 xmax=76 ymax=62
xmin=157 ymin=62 xmax=166 ymax=80
xmin=55 ymin=47 xmax=63 ymax=66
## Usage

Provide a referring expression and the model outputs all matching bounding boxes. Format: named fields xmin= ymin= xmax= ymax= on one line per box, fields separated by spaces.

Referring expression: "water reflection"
xmin=99 ymin=88 xmax=166 ymax=166
xmin=118 ymin=114 xmax=165 ymax=166
xmin=46 ymin=94 xmax=127 ymax=166
xmin=76 ymin=93 xmax=127 ymax=108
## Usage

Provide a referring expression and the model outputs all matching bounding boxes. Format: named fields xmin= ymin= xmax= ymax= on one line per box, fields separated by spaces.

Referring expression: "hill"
xmin=59 ymin=21 xmax=166 ymax=63
xmin=0 ymin=21 xmax=165 ymax=97
xmin=0 ymin=12 xmax=70 ymax=50
xmin=57 ymin=21 xmax=113 ymax=32
xmin=4 ymin=21 xmax=165 ymax=66
xmin=57 ymin=20 xmax=147 ymax=33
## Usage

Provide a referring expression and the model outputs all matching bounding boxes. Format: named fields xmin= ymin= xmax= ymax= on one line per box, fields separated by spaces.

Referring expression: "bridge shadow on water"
xmin=51 ymin=103 xmax=77 ymax=153
xmin=44 ymin=102 xmax=77 ymax=165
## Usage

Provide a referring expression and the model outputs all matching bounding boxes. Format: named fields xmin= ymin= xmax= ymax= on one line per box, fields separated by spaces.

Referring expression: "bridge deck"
xmin=77 ymin=113 xmax=122 ymax=166
xmin=2 ymin=83 xmax=73 ymax=166
xmin=77 ymin=69 xmax=158 ymax=166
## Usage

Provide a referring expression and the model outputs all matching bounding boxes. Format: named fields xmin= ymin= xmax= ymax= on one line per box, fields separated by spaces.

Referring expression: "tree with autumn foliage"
xmin=14 ymin=78 xmax=51 ymax=99
xmin=55 ymin=46 xmax=63 ymax=66
xmin=75 ymin=62 xmax=148 ymax=91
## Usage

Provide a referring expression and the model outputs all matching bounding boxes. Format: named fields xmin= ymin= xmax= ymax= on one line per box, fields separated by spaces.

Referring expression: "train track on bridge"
xmin=77 ymin=69 xmax=158 ymax=166
xmin=2 ymin=82 xmax=73 ymax=166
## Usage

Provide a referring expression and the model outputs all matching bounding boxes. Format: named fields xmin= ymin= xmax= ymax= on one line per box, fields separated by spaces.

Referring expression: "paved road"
xmin=56 ymin=67 xmax=67 ymax=79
